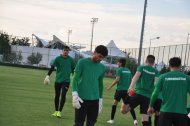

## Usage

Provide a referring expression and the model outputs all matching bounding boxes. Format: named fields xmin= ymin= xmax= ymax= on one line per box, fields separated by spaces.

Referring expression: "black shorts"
xmin=74 ymin=100 xmax=99 ymax=126
xmin=158 ymin=112 xmax=187 ymax=126
xmin=114 ymin=90 xmax=130 ymax=104
xmin=154 ymin=99 xmax=162 ymax=112
xmin=129 ymin=94 xmax=150 ymax=114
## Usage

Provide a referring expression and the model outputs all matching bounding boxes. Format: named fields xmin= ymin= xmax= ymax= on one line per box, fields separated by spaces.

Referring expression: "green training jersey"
xmin=155 ymin=71 xmax=190 ymax=114
xmin=116 ymin=67 xmax=132 ymax=90
xmin=74 ymin=58 xmax=105 ymax=100
xmin=52 ymin=55 xmax=74 ymax=83
xmin=135 ymin=65 xmax=159 ymax=98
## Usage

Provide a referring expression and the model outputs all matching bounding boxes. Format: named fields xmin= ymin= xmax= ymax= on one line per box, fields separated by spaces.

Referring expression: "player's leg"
xmin=74 ymin=100 xmax=88 ymax=126
xmin=172 ymin=113 xmax=187 ymax=126
xmin=86 ymin=100 xmax=99 ymax=126
xmin=139 ymin=95 xmax=151 ymax=126
xmin=121 ymin=90 xmax=138 ymax=126
xmin=52 ymin=83 xmax=62 ymax=116
xmin=109 ymin=100 xmax=118 ymax=122
xmin=157 ymin=112 xmax=173 ymax=126
xmin=57 ymin=82 xmax=70 ymax=117
xmin=121 ymin=93 xmax=140 ymax=114
xmin=107 ymin=90 xmax=120 ymax=123
xmin=154 ymin=99 xmax=162 ymax=126
xmin=130 ymin=109 xmax=138 ymax=126
xmin=59 ymin=82 xmax=69 ymax=111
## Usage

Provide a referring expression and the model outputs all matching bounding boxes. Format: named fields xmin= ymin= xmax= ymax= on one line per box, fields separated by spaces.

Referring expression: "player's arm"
xmin=149 ymin=86 xmax=160 ymax=107
xmin=44 ymin=65 xmax=55 ymax=85
xmin=47 ymin=66 xmax=55 ymax=76
xmin=72 ymin=72 xmax=79 ymax=91
xmin=154 ymin=77 xmax=158 ymax=85
xmin=71 ymin=59 xmax=75 ymax=75
xmin=150 ymin=76 xmax=162 ymax=106
xmin=154 ymin=70 xmax=159 ymax=85
xmin=99 ymin=76 xmax=104 ymax=98
xmin=71 ymin=72 xmax=84 ymax=109
xmin=148 ymin=77 xmax=162 ymax=115
xmin=107 ymin=76 xmax=120 ymax=90
xmin=98 ymin=73 xmax=104 ymax=114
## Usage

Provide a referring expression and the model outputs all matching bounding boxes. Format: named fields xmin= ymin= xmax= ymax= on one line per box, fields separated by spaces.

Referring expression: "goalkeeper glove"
xmin=188 ymin=112 xmax=190 ymax=118
xmin=44 ymin=75 xmax=50 ymax=85
xmin=99 ymin=98 xmax=103 ymax=114
xmin=72 ymin=91 xmax=83 ymax=109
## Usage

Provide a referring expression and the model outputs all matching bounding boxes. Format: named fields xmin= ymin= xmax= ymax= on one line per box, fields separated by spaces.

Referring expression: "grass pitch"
xmin=0 ymin=66 xmax=141 ymax=126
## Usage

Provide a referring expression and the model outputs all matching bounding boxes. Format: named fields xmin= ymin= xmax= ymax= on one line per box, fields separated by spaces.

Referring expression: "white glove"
xmin=99 ymin=98 xmax=103 ymax=114
xmin=188 ymin=112 xmax=190 ymax=118
xmin=72 ymin=91 xmax=83 ymax=109
xmin=134 ymin=120 xmax=138 ymax=126
xmin=44 ymin=75 xmax=50 ymax=85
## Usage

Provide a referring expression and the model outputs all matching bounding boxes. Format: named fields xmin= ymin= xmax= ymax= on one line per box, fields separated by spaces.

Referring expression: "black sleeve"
xmin=47 ymin=66 xmax=55 ymax=76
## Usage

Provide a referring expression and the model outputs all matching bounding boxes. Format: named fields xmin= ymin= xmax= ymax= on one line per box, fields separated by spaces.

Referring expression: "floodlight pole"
xmin=90 ymin=18 xmax=98 ymax=51
xmin=138 ymin=0 xmax=147 ymax=65
xmin=67 ymin=30 xmax=72 ymax=45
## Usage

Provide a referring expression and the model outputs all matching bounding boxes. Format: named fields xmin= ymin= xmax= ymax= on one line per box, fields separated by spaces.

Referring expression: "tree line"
xmin=0 ymin=31 xmax=42 ymax=65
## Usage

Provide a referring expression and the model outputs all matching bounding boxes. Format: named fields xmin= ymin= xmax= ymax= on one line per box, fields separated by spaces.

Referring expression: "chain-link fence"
xmin=0 ymin=43 xmax=189 ymax=75
xmin=125 ymin=44 xmax=190 ymax=70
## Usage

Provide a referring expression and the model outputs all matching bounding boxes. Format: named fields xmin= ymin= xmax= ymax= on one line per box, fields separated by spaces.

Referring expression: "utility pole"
xmin=67 ymin=29 xmax=72 ymax=45
xmin=90 ymin=18 xmax=98 ymax=51
xmin=138 ymin=0 xmax=147 ymax=65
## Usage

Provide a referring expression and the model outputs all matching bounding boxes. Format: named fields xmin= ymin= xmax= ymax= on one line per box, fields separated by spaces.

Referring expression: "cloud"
xmin=0 ymin=0 xmax=190 ymax=49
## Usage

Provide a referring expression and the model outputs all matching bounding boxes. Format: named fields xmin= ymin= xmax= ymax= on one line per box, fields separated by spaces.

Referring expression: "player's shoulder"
xmin=78 ymin=57 xmax=89 ymax=63
xmin=67 ymin=55 xmax=73 ymax=59
xmin=122 ymin=67 xmax=131 ymax=72
xmin=55 ymin=55 xmax=62 ymax=60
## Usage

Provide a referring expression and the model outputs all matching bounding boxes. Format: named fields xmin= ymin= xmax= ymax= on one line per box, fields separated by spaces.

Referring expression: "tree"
xmin=27 ymin=52 xmax=42 ymax=65
xmin=11 ymin=37 xmax=30 ymax=46
xmin=126 ymin=53 xmax=138 ymax=75
xmin=2 ymin=51 xmax=23 ymax=64
xmin=0 ymin=31 xmax=11 ymax=62
xmin=0 ymin=31 xmax=11 ymax=55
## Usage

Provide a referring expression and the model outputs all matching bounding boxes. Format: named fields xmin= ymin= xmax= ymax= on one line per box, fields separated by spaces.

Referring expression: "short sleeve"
xmin=137 ymin=66 xmax=143 ymax=73
xmin=116 ymin=69 xmax=120 ymax=77
xmin=52 ymin=57 xmax=58 ymax=67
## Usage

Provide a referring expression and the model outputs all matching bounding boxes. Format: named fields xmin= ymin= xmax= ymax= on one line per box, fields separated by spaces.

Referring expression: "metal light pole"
xmin=138 ymin=0 xmax=147 ymax=65
xmin=149 ymin=37 xmax=160 ymax=54
xmin=67 ymin=30 xmax=72 ymax=45
xmin=90 ymin=18 xmax=98 ymax=51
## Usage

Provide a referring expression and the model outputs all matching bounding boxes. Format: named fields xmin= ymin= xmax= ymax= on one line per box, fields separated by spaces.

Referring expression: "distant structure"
xmin=32 ymin=34 xmax=49 ymax=47
xmin=106 ymin=40 xmax=127 ymax=57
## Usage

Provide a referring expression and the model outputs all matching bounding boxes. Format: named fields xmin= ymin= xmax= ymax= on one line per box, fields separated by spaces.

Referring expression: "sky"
xmin=0 ymin=0 xmax=190 ymax=49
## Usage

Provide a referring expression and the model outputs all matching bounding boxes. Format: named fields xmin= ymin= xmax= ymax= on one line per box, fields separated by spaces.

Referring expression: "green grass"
xmin=0 ymin=66 xmax=141 ymax=126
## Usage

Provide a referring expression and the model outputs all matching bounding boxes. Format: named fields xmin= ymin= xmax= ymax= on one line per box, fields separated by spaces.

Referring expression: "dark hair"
xmin=95 ymin=45 xmax=108 ymax=57
xmin=118 ymin=58 xmax=126 ymax=67
xmin=169 ymin=57 xmax=181 ymax=67
xmin=146 ymin=55 xmax=155 ymax=64
xmin=63 ymin=46 xmax=71 ymax=50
